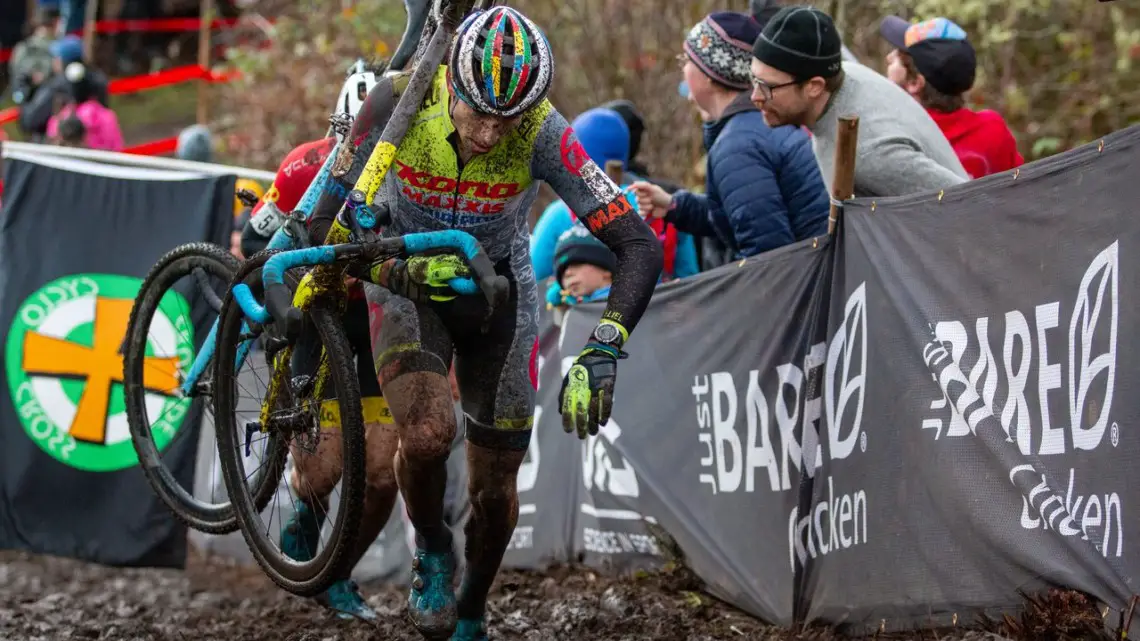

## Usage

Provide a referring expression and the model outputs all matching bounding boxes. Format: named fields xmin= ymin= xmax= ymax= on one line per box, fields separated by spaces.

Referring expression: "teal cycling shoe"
xmin=407 ymin=549 xmax=458 ymax=638
xmin=280 ymin=500 xmax=324 ymax=562
xmin=316 ymin=579 xmax=377 ymax=621
xmin=451 ymin=618 xmax=488 ymax=640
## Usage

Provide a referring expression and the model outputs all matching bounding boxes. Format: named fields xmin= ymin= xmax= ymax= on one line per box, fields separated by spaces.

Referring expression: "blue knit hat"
xmin=50 ymin=35 xmax=83 ymax=64
xmin=570 ymin=108 xmax=630 ymax=168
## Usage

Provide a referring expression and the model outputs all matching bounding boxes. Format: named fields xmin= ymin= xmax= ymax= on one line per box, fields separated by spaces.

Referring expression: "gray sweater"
xmin=811 ymin=61 xmax=968 ymax=198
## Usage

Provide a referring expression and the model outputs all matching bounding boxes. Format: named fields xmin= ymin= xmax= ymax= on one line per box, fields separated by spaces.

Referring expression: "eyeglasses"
xmin=750 ymin=76 xmax=801 ymax=101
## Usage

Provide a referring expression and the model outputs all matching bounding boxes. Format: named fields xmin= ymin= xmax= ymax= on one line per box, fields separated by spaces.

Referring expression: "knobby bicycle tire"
xmin=212 ymin=251 xmax=366 ymax=597
xmin=125 ymin=242 xmax=284 ymax=534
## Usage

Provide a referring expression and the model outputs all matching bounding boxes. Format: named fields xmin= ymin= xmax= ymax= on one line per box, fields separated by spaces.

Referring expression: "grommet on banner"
xmin=1098 ymin=139 xmax=1105 ymax=153
xmin=937 ymin=189 xmax=945 ymax=202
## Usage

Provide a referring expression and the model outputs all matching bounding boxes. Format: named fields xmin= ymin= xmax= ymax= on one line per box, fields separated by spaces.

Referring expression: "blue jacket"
xmin=531 ymin=180 xmax=699 ymax=282
xmin=668 ymin=93 xmax=829 ymax=259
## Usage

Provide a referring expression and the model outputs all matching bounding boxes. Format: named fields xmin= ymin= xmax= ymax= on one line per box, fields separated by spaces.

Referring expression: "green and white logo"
xmin=5 ymin=273 xmax=196 ymax=472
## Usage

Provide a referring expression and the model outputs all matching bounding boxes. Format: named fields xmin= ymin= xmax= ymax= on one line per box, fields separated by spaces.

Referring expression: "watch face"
xmin=594 ymin=323 xmax=620 ymax=344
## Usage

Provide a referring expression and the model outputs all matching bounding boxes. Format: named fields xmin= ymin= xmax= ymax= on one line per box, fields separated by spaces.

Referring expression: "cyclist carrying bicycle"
xmin=243 ymin=61 xmax=401 ymax=621
xmin=310 ymin=7 xmax=663 ymax=639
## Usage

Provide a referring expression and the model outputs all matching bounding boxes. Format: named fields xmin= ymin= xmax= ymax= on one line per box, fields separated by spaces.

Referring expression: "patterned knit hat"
xmin=684 ymin=12 xmax=762 ymax=91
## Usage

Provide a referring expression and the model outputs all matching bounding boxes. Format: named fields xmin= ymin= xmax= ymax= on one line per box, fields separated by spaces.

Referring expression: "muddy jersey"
xmin=311 ymin=66 xmax=662 ymax=335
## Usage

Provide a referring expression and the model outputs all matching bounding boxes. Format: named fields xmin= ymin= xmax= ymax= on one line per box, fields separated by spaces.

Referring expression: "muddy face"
xmin=449 ymin=98 xmax=522 ymax=162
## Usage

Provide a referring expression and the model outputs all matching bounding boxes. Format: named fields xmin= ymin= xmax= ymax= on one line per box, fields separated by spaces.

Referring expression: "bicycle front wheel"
xmin=124 ymin=242 xmax=282 ymax=534
xmin=212 ymin=253 xmax=366 ymax=597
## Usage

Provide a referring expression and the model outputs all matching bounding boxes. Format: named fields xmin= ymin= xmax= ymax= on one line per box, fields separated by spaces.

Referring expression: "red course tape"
xmin=0 ymin=65 xmax=239 ymax=127
xmin=124 ymin=136 xmax=179 ymax=156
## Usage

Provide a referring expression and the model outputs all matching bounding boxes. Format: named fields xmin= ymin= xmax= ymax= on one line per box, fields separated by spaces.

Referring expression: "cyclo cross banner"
xmin=0 ymin=154 xmax=232 ymax=567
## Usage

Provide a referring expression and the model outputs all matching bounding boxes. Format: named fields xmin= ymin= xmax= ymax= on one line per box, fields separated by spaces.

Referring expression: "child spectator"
xmin=531 ymin=106 xmax=698 ymax=283
xmin=546 ymin=222 xmax=616 ymax=309
xmin=46 ymin=62 xmax=123 ymax=151
xmin=55 ymin=114 xmax=86 ymax=147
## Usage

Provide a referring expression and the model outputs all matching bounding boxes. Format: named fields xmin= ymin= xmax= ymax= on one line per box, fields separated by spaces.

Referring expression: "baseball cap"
xmin=880 ymin=16 xmax=976 ymax=95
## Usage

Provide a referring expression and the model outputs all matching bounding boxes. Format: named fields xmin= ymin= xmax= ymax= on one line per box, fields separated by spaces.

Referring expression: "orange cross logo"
xmin=21 ymin=297 xmax=181 ymax=445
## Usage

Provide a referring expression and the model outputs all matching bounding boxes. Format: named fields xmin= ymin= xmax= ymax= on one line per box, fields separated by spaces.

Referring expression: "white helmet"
xmin=334 ymin=59 xmax=379 ymax=120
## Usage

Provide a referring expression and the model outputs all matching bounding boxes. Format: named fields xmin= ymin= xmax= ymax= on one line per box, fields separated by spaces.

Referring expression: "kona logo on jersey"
xmin=584 ymin=195 xmax=634 ymax=233
xmin=396 ymin=162 xmax=523 ymax=200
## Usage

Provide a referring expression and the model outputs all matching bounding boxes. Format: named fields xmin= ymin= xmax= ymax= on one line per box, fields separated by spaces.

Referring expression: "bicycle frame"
xmin=178 ymin=139 xmax=342 ymax=396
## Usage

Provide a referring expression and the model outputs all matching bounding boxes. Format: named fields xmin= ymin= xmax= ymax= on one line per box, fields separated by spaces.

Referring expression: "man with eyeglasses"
xmin=750 ymin=6 xmax=968 ymax=198
xmin=631 ymin=11 xmax=828 ymax=260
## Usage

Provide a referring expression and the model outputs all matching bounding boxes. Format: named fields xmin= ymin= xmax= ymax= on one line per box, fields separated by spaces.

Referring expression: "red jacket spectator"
xmin=927 ymin=107 xmax=1023 ymax=179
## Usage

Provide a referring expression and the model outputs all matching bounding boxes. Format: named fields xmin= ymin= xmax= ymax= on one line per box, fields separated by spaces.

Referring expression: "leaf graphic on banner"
xmin=1068 ymin=241 xmax=1118 ymax=451
xmin=825 ymin=282 xmax=867 ymax=460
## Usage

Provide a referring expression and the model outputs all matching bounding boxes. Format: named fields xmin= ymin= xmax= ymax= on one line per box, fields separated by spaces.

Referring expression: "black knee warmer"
xmin=464 ymin=416 xmax=531 ymax=451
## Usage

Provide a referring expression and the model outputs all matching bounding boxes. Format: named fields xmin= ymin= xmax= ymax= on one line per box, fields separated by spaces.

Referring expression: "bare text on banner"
xmin=691 ymin=283 xmax=870 ymax=571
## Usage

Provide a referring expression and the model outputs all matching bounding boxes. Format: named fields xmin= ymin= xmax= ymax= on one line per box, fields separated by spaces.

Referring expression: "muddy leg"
xmin=384 ymin=371 xmax=456 ymax=553
xmin=456 ymin=423 xmax=529 ymax=620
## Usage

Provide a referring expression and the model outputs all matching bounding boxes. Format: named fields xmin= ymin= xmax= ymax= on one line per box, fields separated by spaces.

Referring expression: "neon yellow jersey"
xmin=312 ymin=65 xmax=662 ymax=336
xmin=373 ymin=67 xmax=630 ymax=267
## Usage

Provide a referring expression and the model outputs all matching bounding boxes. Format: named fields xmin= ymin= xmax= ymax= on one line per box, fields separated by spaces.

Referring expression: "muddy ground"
xmin=0 ymin=548 xmax=1100 ymax=640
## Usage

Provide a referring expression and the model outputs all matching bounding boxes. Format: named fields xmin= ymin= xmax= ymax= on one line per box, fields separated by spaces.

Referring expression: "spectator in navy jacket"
xmin=631 ymin=11 xmax=829 ymax=260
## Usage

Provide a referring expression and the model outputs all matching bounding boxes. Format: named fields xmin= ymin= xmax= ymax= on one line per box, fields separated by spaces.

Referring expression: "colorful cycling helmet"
xmin=448 ymin=6 xmax=554 ymax=118
xmin=334 ymin=59 xmax=380 ymax=120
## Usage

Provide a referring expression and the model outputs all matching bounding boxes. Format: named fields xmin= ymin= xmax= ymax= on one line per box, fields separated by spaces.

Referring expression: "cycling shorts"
xmin=291 ymin=295 xmax=387 ymax=424
xmin=364 ymin=261 xmax=537 ymax=451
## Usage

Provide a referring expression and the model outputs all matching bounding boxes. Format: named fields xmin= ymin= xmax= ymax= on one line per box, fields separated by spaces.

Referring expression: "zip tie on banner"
xmin=1099 ymin=139 xmax=1106 ymax=153
xmin=938 ymin=189 xmax=945 ymax=202
xmin=1013 ymin=168 xmax=1020 ymax=180
xmin=870 ymin=201 xmax=877 ymax=212
xmin=812 ymin=237 xmax=818 ymax=249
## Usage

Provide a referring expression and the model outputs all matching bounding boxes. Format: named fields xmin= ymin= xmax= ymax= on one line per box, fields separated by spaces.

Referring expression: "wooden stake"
xmin=82 ymin=0 xmax=99 ymax=62
xmin=604 ymin=159 xmax=624 ymax=185
xmin=828 ymin=114 xmax=859 ymax=236
xmin=197 ymin=0 xmax=214 ymax=125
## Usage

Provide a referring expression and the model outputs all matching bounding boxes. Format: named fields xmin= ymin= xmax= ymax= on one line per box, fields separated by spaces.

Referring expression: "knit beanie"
xmin=570 ymin=108 xmax=630 ymax=168
xmin=553 ymin=222 xmax=617 ymax=285
xmin=598 ymin=99 xmax=645 ymax=161
xmin=684 ymin=12 xmax=762 ymax=91
xmin=176 ymin=125 xmax=214 ymax=163
xmin=752 ymin=6 xmax=843 ymax=81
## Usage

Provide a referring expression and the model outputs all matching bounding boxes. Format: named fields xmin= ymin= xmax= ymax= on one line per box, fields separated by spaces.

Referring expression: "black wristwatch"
xmin=591 ymin=322 xmax=623 ymax=348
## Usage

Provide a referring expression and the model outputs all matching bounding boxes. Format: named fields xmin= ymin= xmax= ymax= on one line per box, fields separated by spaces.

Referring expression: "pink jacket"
xmin=47 ymin=100 xmax=124 ymax=151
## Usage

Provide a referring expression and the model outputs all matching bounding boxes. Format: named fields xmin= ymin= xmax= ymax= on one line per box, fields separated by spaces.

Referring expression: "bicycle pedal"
xmin=243 ymin=421 xmax=262 ymax=456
